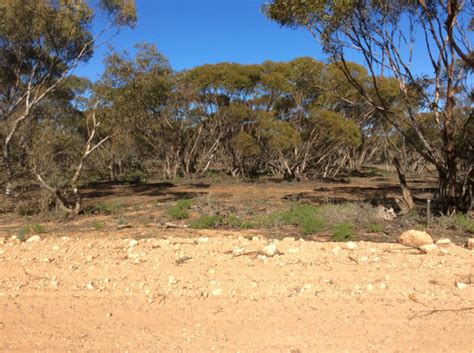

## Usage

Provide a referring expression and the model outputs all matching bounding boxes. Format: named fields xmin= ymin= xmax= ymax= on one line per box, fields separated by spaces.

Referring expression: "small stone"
xmin=262 ymin=244 xmax=278 ymax=257
xmin=436 ymin=238 xmax=451 ymax=246
xmin=61 ymin=236 xmax=70 ymax=241
xmin=85 ymin=282 xmax=95 ymax=290
xmin=344 ymin=241 xmax=357 ymax=250
xmin=288 ymin=248 xmax=299 ymax=254
xmin=419 ymin=244 xmax=438 ymax=254
xmin=52 ymin=245 xmax=59 ymax=251
xmin=466 ymin=238 xmax=474 ymax=250
xmin=456 ymin=282 xmax=468 ymax=290
xmin=50 ymin=280 xmax=59 ymax=289
xmin=399 ymin=230 xmax=433 ymax=247
xmin=26 ymin=235 xmax=41 ymax=243
xmin=367 ymin=283 xmax=374 ymax=291
xmin=86 ymin=255 xmax=93 ymax=262
xmin=106 ymin=312 xmax=113 ymax=317
xmin=211 ymin=288 xmax=223 ymax=296
xmin=128 ymin=239 xmax=138 ymax=247
xmin=232 ymin=247 xmax=245 ymax=255
xmin=198 ymin=236 xmax=209 ymax=244
xmin=332 ymin=246 xmax=342 ymax=255
xmin=168 ymin=276 xmax=178 ymax=285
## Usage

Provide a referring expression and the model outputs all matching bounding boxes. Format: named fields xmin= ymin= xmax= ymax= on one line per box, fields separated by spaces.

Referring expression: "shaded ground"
xmin=0 ymin=231 xmax=473 ymax=352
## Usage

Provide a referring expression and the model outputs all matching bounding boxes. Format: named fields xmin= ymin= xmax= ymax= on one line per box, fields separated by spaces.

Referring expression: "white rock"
xmin=198 ymin=236 xmax=209 ymax=244
xmin=232 ymin=247 xmax=245 ymax=255
xmin=262 ymin=244 xmax=278 ymax=257
xmin=367 ymin=283 xmax=374 ymax=291
xmin=61 ymin=236 xmax=70 ymax=241
xmin=466 ymin=238 xmax=474 ymax=250
xmin=399 ymin=230 xmax=433 ymax=247
xmin=128 ymin=239 xmax=138 ymax=247
xmin=26 ymin=235 xmax=41 ymax=243
xmin=419 ymin=244 xmax=438 ymax=254
xmin=332 ymin=246 xmax=342 ymax=255
xmin=344 ymin=241 xmax=357 ymax=250
xmin=211 ymin=288 xmax=223 ymax=296
xmin=456 ymin=282 xmax=468 ymax=290
xmin=436 ymin=238 xmax=451 ymax=246
xmin=376 ymin=205 xmax=397 ymax=220
xmin=85 ymin=282 xmax=95 ymax=290
xmin=52 ymin=245 xmax=59 ymax=251
xmin=50 ymin=280 xmax=59 ymax=289
xmin=168 ymin=276 xmax=178 ymax=285
xmin=288 ymin=248 xmax=299 ymax=254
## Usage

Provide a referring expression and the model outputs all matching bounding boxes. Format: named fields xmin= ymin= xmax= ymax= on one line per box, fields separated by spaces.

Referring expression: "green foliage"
xmin=332 ymin=223 xmax=354 ymax=242
xmin=31 ymin=223 xmax=46 ymax=234
xmin=438 ymin=214 xmax=474 ymax=234
xmin=222 ymin=214 xmax=255 ymax=229
xmin=93 ymin=221 xmax=105 ymax=230
xmin=262 ymin=203 xmax=325 ymax=235
xmin=175 ymin=199 xmax=193 ymax=209
xmin=167 ymin=207 xmax=189 ymax=220
xmin=167 ymin=198 xmax=193 ymax=220
xmin=189 ymin=215 xmax=224 ymax=229
xmin=87 ymin=202 xmax=123 ymax=215
xmin=367 ymin=223 xmax=384 ymax=233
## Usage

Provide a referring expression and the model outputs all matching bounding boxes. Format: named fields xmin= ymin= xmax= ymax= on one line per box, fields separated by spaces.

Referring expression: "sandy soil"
xmin=1 ymin=229 xmax=473 ymax=352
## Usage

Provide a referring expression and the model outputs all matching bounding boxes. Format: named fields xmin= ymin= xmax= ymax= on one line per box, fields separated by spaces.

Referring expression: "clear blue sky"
xmin=75 ymin=0 xmax=323 ymax=80
xmin=75 ymin=0 xmax=461 ymax=81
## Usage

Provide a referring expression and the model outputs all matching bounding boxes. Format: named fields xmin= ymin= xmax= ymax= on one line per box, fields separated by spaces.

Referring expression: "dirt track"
xmin=0 ymin=229 xmax=473 ymax=352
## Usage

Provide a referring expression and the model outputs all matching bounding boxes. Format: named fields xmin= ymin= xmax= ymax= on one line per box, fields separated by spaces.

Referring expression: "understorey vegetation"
xmin=0 ymin=0 xmax=472 ymax=217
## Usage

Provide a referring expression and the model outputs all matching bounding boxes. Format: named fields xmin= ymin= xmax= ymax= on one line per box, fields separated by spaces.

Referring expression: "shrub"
xmin=438 ymin=213 xmax=474 ymax=234
xmin=260 ymin=203 xmax=325 ymax=235
xmin=93 ymin=221 xmax=105 ymax=230
xmin=167 ymin=198 xmax=193 ymax=220
xmin=332 ymin=223 xmax=354 ymax=242
xmin=175 ymin=198 xmax=193 ymax=209
xmin=189 ymin=215 xmax=223 ymax=229
xmin=31 ymin=223 xmax=46 ymax=234
xmin=167 ymin=206 xmax=189 ymax=220
xmin=367 ymin=223 xmax=384 ymax=233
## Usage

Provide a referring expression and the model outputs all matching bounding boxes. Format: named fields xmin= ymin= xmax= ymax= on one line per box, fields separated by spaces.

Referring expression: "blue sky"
xmin=75 ymin=0 xmax=323 ymax=80
xmin=75 ymin=0 xmax=469 ymax=81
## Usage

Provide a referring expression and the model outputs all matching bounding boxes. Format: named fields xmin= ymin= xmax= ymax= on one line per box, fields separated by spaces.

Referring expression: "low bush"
xmin=189 ymin=215 xmax=223 ymax=229
xmin=367 ymin=223 xmax=384 ymax=233
xmin=332 ymin=223 xmax=354 ymax=242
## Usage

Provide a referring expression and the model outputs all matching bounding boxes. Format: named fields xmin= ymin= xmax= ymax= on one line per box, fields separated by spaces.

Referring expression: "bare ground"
xmin=0 ymin=228 xmax=473 ymax=352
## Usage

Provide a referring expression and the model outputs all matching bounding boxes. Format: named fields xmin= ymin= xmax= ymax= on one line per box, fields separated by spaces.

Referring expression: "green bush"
xmin=167 ymin=206 xmax=189 ymax=220
xmin=222 ymin=214 xmax=256 ymax=229
xmin=367 ymin=223 xmax=384 ymax=233
xmin=175 ymin=198 xmax=193 ymax=209
xmin=167 ymin=198 xmax=193 ymax=220
xmin=262 ymin=203 xmax=325 ymax=235
xmin=31 ymin=223 xmax=46 ymax=234
xmin=332 ymin=223 xmax=354 ymax=242
xmin=189 ymin=215 xmax=223 ymax=229
xmin=454 ymin=214 xmax=474 ymax=234
xmin=93 ymin=221 xmax=105 ymax=230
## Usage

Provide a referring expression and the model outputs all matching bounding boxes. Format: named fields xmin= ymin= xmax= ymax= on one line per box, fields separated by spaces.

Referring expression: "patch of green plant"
xmin=88 ymin=202 xmax=123 ymax=215
xmin=31 ymin=223 xmax=46 ymax=234
xmin=17 ymin=226 xmax=28 ymax=241
xmin=189 ymin=215 xmax=224 ymax=229
xmin=367 ymin=223 xmax=384 ymax=233
xmin=260 ymin=203 xmax=325 ymax=235
xmin=332 ymin=223 xmax=354 ymax=242
xmin=175 ymin=198 xmax=193 ymax=209
xmin=92 ymin=221 xmax=105 ymax=230
xmin=167 ymin=198 xmax=193 ymax=220
xmin=167 ymin=206 xmax=190 ymax=220
xmin=453 ymin=214 xmax=474 ymax=234
xmin=221 ymin=214 xmax=255 ymax=229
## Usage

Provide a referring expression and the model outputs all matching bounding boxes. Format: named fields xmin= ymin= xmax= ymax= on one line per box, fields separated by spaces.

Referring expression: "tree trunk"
xmin=393 ymin=157 xmax=415 ymax=212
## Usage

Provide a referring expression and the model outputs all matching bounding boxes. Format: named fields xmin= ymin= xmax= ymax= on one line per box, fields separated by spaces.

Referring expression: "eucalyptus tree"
xmin=265 ymin=0 xmax=473 ymax=212
xmin=0 ymin=0 xmax=137 ymax=195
